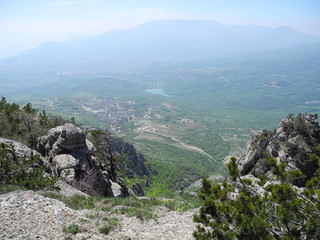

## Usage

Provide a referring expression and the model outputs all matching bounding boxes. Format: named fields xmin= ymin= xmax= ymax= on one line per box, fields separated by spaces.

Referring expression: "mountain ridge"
xmin=1 ymin=19 xmax=319 ymax=72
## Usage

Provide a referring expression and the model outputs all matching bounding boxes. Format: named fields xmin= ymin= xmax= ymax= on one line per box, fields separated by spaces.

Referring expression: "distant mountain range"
xmin=1 ymin=19 xmax=320 ymax=72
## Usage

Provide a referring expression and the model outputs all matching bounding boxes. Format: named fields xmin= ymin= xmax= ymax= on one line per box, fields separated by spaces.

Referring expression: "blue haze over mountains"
xmin=1 ymin=20 xmax=319 ymax=73
xmin=0 ymin=19 xmax=319 ymax=120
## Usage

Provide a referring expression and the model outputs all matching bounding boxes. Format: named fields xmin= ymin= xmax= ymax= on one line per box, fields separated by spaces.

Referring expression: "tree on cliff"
xmin=193 ymin=155 xmax=320 ymax=239
xmin=90 ymin=130 xmax=119 ymax=181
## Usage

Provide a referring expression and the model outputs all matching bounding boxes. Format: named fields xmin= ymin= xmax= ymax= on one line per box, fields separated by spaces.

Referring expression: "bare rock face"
xmin=107 ymin=135 xmax=150 ymax=177
xmin=86 ymin=130 xmax=151 ymax=196
xmin=53 ymin=154 xmax=78 ymax=173
xmin=36 ymin=123 xmax=123 ymax=197
xmin=0 ymin=137 xmax=36 ymax=158
xmin=37 ymin=123 xmax=90 ymax=160
xmin=237 ymin=114 xmax=320 ymax=186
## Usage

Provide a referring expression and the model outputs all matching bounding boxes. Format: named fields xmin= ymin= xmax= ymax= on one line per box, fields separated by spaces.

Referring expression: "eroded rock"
xmin=237 ymin=114 xmax=320 ymax=186
xmin=36 ymin=123 xmax=121 ymax=197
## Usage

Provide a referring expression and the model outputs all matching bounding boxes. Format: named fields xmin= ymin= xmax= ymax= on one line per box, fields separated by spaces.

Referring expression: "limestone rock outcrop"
xmin=237 ymin=113 xmax=320 ymax=186
xmin=37 ymin=123 xmax=92 ymax=161
xmin=86 ymin=130 xmax=151 ymax=196
xmin=36 ymin=123 xmax=126 ymax=197
xmin=1 ymin=122 xmax=148 ymax=197
xmin=101 ymin=133 xmax=150 ymax=178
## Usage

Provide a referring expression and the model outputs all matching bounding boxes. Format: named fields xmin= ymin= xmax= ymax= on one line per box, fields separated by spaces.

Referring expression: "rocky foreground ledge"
xmin=0 ymin=190 xmax=197 ymax=240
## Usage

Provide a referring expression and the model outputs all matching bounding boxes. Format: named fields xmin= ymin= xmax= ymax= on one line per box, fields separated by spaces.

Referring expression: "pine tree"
xmin=193 ymin=155 xmax=320 ymax=239
xmin=90 ymin=130 xmax=120 ymax=181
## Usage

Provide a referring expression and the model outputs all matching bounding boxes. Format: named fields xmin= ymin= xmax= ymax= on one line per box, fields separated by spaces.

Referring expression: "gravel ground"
xmin=0 ymin=190 xmax=198 ymax=240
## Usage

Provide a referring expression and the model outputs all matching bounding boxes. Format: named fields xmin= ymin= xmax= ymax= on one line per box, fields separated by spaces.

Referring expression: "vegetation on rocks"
xmin=1 ymin=96 xmax=319 ymax=239
xmin=194 ymin=113 xmax=320 ymax=240
xmin=0 ymin=143 xmax=58 ymax=191
xmin=194 ymin=155 xmax=320 ymax=239
xmin=0 ymin=97 xmax=77 ymax=192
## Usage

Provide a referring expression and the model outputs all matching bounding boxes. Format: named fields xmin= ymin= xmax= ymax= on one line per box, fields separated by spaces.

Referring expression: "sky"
xmin=0 ymin=0 xmax=319 ymax=59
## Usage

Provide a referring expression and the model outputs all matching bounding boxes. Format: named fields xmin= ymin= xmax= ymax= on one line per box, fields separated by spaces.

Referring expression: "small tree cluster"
xmin=193 ymin=155 xmax=320 ymax=239
xmin=89 ymin=130 xmax=130 ymax=196
xmin=90 ymin=130 xmax=120 ymax=181
xmin=0 ymin=97 xmax=75 ymax=149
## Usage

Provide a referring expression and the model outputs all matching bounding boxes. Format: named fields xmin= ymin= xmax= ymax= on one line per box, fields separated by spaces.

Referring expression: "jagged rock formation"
xmin=107 ymin=135 xmax=150 ymax=178
xmin=237 ymin=113 xmax=320 ymax=186
xmin=86 ymin=130 xmax=152 ymax=195
xmin=36 ymin=123 xmax=127 ymax=197
xmin=86 ymin=130 xmax=150 ymax=179
xmin=1 ymin=122 xmax=150 ymax=197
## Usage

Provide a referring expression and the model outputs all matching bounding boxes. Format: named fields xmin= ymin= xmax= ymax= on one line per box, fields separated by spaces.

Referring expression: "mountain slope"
xmin=1 ymin=20 xmax=319 ymax=72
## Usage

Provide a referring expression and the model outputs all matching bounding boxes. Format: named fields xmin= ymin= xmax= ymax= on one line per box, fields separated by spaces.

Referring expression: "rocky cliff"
xmin=87 ymin=130 xmax=150 ymax=178
xmin=86 ymin=130 xmax=151 ymax=196
xmin=192 ymin=114 xmax=320 ymax=239
xmin=111 ymin=137 xmax=149 ymax=177
xmin=0 ymin=123 xmax=151 ymax=197
xmin=36 ymin=123 xmax=120 ymax=197
xmin=237 ymin=113 xmax=320 ymax=186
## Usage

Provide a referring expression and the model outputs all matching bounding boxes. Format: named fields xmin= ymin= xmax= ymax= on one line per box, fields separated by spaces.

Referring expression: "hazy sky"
xmin=1 ymin=0 xmax=319 ymax=59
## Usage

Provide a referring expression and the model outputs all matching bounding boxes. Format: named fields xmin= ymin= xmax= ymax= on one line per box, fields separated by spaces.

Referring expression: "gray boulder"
xmin=52 ymin=180 xmax=89 ymax=197
xmin=36 ymin=123 xmax=121 ymax=197
xmin=110 ymin=180 xmax=123 ymax=197
xmin=53 ymin=154 xmax=78 ymax=173
xmin=49 ymin=123 xmax=86 ymax=150
xmin=1 ymin=137 xmax=38 ymax=159
xmin=37 ymin=123 xmax=92 ymax=160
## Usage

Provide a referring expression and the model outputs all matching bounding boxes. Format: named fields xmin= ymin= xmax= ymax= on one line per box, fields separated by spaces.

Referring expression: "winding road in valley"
xmin=153 ymin=132 xmax=219 ymax=163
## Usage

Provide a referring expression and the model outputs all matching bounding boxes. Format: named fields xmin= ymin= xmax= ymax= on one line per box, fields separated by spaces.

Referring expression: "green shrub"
xmin=41 ymin=193 xmax=96 ymax=210
xmin=63 ymin=224 xmax=81 ymax=235
xmin=0 ymin=143 xmax=58 ymax=191
xmin=99 ymin=225 xmax=110 ymax=235
xmin=193 ymin=155 xmax=320 ymax=239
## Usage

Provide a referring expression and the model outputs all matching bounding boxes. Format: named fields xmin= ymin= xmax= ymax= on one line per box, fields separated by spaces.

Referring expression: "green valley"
xmin=3 ymin=44 xmax=319 ymax=195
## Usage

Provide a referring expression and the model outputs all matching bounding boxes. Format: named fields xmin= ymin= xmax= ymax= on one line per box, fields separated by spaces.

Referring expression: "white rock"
xmin=110 ymin=180 xmax=123 ymax=197
xmin=53 ymin=154 xmax=78 ymax=172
